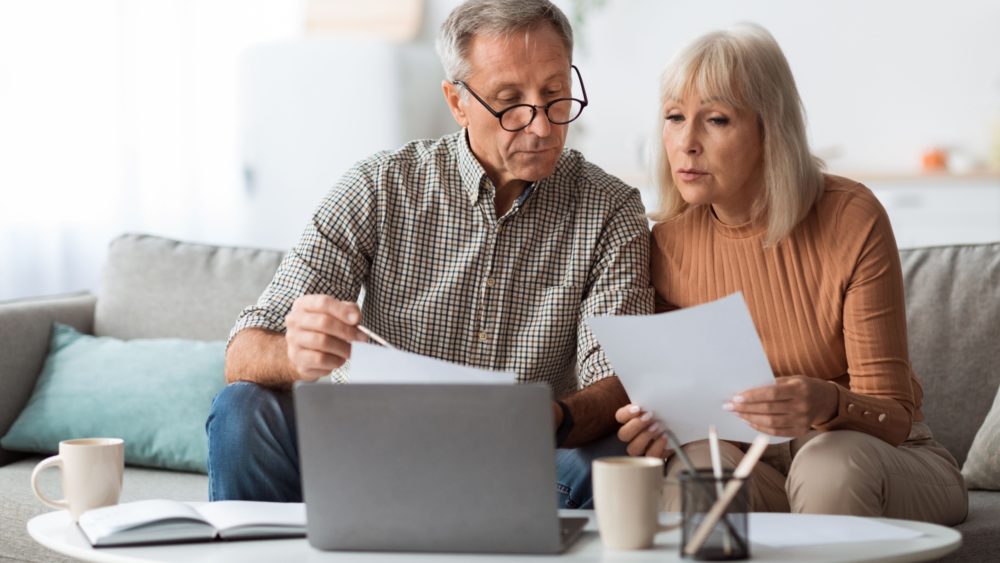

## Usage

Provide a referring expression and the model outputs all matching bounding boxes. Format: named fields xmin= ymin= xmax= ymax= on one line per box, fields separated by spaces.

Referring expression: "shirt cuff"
xmin=812 ymin=384 xmax=912 ymax=445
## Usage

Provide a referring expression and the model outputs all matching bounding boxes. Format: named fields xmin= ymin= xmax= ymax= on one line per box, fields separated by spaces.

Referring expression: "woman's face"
xmin=661 ymin=92 xmax=764 ymax=224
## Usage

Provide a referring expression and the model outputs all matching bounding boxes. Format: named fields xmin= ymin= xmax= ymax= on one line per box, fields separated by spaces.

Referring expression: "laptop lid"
xmin=294 ymin=383 xmax=568 ymax=554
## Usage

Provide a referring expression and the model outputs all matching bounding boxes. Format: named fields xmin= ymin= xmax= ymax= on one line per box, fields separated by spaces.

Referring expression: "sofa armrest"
xmin=0 ymin=292 xmax=97 ymax=466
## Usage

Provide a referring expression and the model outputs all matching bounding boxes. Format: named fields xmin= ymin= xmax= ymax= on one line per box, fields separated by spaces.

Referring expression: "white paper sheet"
xmin=749 ymin=513 xmax=923 ymax=547
xmin=587 ymin=292 xmax=788 ymax=445
xmin=347 ymin=342 xmax=515 ymax=384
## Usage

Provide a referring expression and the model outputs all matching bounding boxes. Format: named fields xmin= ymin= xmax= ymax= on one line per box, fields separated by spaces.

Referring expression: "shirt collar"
xmin=454 ymin=128 xmax=563 ymax=207
xmin=455 ymin=129 xmax=490 ymax=205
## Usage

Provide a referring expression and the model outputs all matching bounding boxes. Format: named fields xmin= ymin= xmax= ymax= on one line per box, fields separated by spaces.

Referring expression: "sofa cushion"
xmin=0 ymin=457 xmax=207 ymax=562
xmin=943 ymin=491 xmax=1000 ymax=562
xmin=94 ymin=233 xmax=284 ymax=341
xmin=900 ymin=243 xmax=1000 ymax=465
xmin=1 ymin=323 xmax=225 ymax=473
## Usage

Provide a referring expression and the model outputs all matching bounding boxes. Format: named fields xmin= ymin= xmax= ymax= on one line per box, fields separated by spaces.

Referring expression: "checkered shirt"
xmin=231 ymin=130 xmax=653 ymax=397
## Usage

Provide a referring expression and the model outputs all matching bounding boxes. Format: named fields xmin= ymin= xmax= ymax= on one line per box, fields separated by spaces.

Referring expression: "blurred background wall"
xmin=2 ymin=0 xmax=999 ymax=300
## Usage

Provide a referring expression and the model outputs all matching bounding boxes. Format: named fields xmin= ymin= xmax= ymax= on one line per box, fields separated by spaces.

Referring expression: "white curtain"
xmin=0 ymin=0 xmax=303 ymax=301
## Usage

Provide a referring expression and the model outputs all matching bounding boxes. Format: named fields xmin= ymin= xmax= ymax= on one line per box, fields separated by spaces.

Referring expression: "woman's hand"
xmin=614 ymin=404 xmax=672 ymax=458
xmin=725 ymin=375 xmax=839 ymax=437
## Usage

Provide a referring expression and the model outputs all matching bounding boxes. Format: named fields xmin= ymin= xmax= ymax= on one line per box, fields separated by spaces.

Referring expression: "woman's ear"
xmin=442 ymin=81 xmax=468 ymax=128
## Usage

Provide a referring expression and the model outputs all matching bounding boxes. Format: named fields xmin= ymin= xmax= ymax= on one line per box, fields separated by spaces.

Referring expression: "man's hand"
xmin=724 ymin=375 xmax=839 ymax=437
xmin=615 ymin=404 xmax=672 ymax=459
xmin=284 ymin=295 xmax=367 ymax=381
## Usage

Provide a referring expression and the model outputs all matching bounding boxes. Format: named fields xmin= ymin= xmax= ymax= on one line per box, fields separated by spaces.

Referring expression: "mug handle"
xmin=658 ymin=519 xmax=682 ymax=533
xmin=31 ymin=455 xmax=69 ymax=510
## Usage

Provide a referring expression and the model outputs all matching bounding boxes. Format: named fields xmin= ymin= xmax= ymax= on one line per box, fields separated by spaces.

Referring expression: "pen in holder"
xmin=680 ymin=469 xmax=750 ymax=561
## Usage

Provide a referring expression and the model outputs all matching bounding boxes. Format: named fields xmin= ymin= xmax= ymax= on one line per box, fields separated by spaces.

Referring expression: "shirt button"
xmin=878 ymin=413 xmax=887 ymax=422
xmin=847 ymin=403 xmax=855 ymax=413
xmin=478 ymin=330 xmax=489 ymax=343
xmin=486 ymin=277 xmax=496 ymax=288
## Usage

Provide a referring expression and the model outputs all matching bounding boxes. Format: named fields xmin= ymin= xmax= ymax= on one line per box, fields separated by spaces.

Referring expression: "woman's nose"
xmin=681 ymin=126 xmax=701 ymax=155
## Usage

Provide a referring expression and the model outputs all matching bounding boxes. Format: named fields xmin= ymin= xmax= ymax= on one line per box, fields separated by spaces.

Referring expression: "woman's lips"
xmin=677 ymin=169 xmax=707 ymax=182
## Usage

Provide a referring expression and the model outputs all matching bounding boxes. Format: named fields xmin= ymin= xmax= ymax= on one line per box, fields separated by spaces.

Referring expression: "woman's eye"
xmin=708 ymin=116 xmax=730 ymax=125
xmin=665 ymin=114 xmax=684 ymax=123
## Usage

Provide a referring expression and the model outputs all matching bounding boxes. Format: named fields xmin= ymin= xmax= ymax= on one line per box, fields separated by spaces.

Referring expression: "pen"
xmin=358 ymin=325 xmax=394 ymax=349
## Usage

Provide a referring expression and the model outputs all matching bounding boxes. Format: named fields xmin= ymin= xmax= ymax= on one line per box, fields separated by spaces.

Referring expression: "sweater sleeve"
xmin=812 ymin=192 xmax=915 ymax=446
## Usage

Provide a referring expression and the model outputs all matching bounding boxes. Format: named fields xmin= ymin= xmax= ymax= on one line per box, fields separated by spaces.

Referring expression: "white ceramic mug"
xmin=593 ymin=456 xmax=679 ymax=550
xmin=31 ymin=438 xmax=124 ymax=521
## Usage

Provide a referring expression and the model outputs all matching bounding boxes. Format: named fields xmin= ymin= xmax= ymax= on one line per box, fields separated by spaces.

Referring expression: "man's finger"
xmin=295 ymin=295 xmax=362 ymax=325
xmin=289 ymin=311 xmax=365 ymax=342
xmin=291 ymin=330 xmax=352 ymax=361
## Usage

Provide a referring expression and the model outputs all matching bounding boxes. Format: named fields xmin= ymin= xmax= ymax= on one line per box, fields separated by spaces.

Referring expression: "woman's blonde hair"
xmin=650 ymin=23 xmax=824 ymax=246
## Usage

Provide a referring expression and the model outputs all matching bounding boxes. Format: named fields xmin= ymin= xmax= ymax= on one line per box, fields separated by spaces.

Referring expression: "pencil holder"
xmin=680 ymin=469 xmax=749 ymax=560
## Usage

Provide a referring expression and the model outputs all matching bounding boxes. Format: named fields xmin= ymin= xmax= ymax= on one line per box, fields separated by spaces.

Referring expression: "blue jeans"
xmin=206 ymin=381 xmax=626 ymax=507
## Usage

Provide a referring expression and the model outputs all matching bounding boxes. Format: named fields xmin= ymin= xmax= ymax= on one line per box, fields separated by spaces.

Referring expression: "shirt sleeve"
xmin=812 ymin=192 xmax=916 ymax=446
xmin=228 ymin=162 xmax=380 ymax=346
xmin=576 ymin=188 xmax=655 ymax=387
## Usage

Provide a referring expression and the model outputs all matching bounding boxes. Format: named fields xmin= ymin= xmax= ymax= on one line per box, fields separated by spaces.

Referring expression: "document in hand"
xmin=587 ymin=292 xmax=789 ymax=445
xmin=348 ymin=342 xmax=515 ymax=384
xmin=77 ymin=499 xmax=305 ymax=546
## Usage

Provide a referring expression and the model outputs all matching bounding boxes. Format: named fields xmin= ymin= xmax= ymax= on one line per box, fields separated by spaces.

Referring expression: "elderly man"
xmin=207 ymin=0 xmax=653 ymax=508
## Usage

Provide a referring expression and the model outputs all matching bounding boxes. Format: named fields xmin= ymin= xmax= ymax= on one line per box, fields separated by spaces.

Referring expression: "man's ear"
xmin=442 ymin=80 xmax=468 ymax=128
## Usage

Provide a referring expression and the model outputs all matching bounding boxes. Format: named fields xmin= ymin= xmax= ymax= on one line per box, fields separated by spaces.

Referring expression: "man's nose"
xmin=523 ymin=107 xmax=552 ymax=138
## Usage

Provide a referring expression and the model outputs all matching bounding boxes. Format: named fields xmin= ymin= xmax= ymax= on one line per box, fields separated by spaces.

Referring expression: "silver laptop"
xmin=294 ymin=383 xmax=587 ymax=554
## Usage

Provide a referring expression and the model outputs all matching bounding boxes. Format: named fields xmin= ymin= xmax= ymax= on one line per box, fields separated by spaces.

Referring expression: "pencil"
xmin=708 ymin=425 xmax=733 ymax=555
xmin=358 ymin=325 xmax=394 ymax=349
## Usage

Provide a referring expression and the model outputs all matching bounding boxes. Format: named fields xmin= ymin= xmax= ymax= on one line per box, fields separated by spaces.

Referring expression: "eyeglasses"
xmin=452 ymin=65 xmax=588 ymax=132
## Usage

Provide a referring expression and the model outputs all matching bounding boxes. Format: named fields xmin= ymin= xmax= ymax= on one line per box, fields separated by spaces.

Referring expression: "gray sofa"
xmin=1 ymin=233 xmax=998 ymax=562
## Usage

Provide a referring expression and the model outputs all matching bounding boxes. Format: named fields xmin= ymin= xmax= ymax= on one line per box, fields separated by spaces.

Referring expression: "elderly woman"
xmin=616 ymin=24 xmax=967 ymax=524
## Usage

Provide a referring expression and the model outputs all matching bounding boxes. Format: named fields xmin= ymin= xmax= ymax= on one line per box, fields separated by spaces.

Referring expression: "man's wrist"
xmin=554 ymin=399 xmax=574 ymax=447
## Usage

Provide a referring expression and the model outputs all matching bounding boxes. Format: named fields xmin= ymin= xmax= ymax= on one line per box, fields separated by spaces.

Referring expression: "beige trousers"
xmin=662 ymin=423 xmax=968 ymax=526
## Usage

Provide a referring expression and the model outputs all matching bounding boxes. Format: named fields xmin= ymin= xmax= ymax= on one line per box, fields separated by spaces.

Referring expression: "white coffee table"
xmin=28 ymin=509 xmax=960 ymax=563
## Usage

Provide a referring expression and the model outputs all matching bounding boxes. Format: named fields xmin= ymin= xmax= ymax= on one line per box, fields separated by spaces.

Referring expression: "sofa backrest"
xmin=94 ymin=234 xmax=285 ymax=341
xmin=91 ymin=234 xmax=997 ymax=464
xmin=901 ymin=242 xmax=1000 ymax=465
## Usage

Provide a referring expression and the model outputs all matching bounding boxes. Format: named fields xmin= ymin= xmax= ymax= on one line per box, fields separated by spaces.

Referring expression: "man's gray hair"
xmin=436 ymin=0 xmax=573 ymax=83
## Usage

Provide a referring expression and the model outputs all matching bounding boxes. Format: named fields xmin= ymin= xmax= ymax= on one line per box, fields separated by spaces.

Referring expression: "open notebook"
xmin=77 ymin=500 xmax=305 ymax=546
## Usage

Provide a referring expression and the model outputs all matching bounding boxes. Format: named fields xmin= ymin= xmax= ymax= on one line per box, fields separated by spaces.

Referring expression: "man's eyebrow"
xmin=485 ymin=72 xmax=569 ymax=93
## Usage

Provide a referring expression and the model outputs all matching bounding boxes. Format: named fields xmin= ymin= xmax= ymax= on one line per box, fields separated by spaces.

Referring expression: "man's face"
xmin=444 ymin=24 xmax=572 ymax=189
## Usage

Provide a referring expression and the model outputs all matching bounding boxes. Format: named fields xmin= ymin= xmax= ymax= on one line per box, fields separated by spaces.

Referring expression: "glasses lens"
xmin=500 ymin=105 xmax=535 ymax=131
xmin=547 ymin=99 xmax=584 ymax=124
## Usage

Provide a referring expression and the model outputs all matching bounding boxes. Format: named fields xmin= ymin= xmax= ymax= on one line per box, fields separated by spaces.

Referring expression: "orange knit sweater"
xmin=650 ymin=175 xmax=922 ymax=446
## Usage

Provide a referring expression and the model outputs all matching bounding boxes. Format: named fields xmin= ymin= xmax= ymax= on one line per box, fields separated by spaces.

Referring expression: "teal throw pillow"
xmin=1 ymin=323 xmax=226 ymax=473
